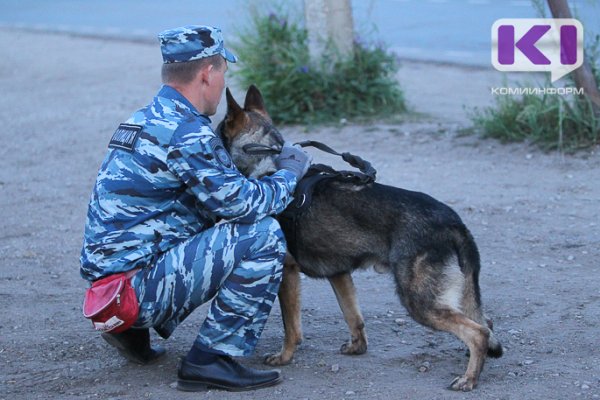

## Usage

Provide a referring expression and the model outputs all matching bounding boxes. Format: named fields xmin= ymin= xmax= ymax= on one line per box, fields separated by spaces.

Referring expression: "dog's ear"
xmin=224 ymin=87 xmax=248 ymax=138
xmin=243 ymin=84 xmax=271 ymax=120
xmin=226 ymin=87 xmax=244 ymax=119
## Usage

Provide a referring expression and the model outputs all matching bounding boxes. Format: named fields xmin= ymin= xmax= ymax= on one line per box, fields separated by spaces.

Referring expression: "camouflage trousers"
xmin=130 ymin=217 xmax=286 ymax=357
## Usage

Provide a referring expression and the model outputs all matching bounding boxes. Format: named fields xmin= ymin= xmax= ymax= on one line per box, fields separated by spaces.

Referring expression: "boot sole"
xmin=101 ymin=333 xmax=165 ymax=365
xmin=176 ymin=375 xmax=283 ymax=392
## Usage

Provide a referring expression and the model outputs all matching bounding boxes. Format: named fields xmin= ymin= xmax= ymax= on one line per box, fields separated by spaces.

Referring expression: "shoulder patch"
xmin=109 ymin=124 xmax=142 ymax=152
xmin=209 ymin=136 xmax=233 ymax=169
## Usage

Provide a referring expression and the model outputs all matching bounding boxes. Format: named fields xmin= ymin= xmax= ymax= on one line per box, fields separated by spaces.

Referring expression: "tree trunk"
xmin=547 ymin=0 xmax=600 ymax=115
xmin=304 ymin=0 xmax=354 ymax=63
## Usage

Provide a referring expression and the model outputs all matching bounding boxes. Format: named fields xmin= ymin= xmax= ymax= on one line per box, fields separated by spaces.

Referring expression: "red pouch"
xmin=82 ymin=270 xmax=139 ymax=333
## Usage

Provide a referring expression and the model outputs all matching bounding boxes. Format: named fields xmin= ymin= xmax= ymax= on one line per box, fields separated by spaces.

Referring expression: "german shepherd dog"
xmin=218 ymin=85 xmax=503 ymax=391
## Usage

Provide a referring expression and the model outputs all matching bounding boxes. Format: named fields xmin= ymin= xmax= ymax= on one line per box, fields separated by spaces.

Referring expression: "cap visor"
xmin=222 ymin=47 xmax=238 ymax=63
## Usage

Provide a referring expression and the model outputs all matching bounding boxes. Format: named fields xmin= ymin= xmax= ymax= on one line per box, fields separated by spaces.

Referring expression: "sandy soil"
xmin=1 ymin=29 xmax=599 ymax=400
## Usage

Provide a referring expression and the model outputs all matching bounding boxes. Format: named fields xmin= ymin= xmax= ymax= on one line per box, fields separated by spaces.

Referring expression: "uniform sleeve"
xmin=166 ymin=126 xmax=297 ymax=224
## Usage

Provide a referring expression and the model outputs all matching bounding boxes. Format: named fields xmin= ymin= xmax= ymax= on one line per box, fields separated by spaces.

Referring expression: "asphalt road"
xmin=1 ymin=0 xmax=598 ymax=66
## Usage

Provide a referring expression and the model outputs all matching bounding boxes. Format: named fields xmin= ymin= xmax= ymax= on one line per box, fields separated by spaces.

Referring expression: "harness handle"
xmin=242 ymin=139 xmax=377 ymax=182
xmin=294 ymin=140 xmax=377 ymax=181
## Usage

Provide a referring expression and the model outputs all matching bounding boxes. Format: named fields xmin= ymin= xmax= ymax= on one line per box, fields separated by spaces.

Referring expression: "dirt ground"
xmin=1 ymin=29 xmax=599 ymax=400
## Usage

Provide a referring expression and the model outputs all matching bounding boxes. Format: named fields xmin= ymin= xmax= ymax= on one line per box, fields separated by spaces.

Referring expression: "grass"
xmin=470 ymin=34 xmax=600 ymax=153
xmin=231 ymin=6 xmax=406 ymax=125
xmin=470 ymin=86 xmax=599 ymax=152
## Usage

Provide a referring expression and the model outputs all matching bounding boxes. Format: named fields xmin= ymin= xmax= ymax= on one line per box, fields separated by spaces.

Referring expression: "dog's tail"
xmin=454 ymin=227 xmax=503 ymax=358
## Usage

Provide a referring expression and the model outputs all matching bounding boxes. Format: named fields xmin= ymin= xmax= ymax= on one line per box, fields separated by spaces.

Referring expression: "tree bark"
xmin=304 ymin=0 xmax=354 ymax=63
xmin=547 ymin=0 xmax=600 ymax=115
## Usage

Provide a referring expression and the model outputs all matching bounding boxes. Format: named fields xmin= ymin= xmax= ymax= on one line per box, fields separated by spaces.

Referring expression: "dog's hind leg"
xmin=328 ymin=273 xmax=368 ymax=355
xmin=455 ymin=233 xmax=504 ymax=359
xmin=397 ymin=252 xmax=499 ymax=391
xmin=264 ymin=256 xmax=303 ymax=366
xmin=424 ymin=308 xmax=490 ymax=391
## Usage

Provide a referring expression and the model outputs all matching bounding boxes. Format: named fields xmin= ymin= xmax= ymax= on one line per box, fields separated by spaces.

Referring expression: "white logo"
xmin=492 ymin=18 xmax=584 ymax=82
xmin=93 ymin=316 xmax=124 ymax=332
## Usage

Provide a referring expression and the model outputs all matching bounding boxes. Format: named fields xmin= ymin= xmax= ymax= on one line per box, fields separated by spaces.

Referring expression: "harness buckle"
xmin=296 ymin=194 xmax=307 ymax=208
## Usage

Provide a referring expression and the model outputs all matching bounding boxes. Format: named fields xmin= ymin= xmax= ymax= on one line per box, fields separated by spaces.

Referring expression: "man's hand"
xmin=275 ymin=143 xmax=312 ymax=181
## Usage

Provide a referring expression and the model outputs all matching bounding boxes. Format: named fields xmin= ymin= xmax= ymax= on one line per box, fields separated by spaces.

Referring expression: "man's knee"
xmin=249 ymin=217 xmax=286 ymax=259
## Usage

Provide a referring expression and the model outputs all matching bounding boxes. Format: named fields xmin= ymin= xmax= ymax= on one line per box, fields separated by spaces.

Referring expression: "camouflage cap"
xmin=158 ymin=25 xmax=237 ymax=64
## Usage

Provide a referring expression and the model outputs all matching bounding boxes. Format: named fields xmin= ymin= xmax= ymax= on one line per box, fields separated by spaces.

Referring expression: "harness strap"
xmin=295 ymin=140 xmax=377 ymax=181
xmin=241 ymin=139 xmax=377 ymax=183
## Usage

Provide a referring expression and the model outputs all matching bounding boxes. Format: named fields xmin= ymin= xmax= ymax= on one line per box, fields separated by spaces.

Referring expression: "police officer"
xmin=80 ymin=25 xmax=312 ymax=392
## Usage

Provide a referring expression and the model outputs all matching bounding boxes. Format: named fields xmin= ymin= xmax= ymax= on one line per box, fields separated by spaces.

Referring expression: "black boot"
xmin=177 ymin=355 xmax=282 ymax=392
xmin=101 ymin=328 xmax=166 ymax=365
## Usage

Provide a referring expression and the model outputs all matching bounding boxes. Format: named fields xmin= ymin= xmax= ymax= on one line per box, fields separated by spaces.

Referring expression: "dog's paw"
xmin=264 ymin=352 xmax=292 ymax=366
xmin=340 ymin=339 xmax=367 ymax=355
xmin=448 ymin=376 xmax=476 ymax=392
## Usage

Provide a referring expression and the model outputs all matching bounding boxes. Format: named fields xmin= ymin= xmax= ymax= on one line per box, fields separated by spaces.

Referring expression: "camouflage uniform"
xmin=80 ymin=26 xmax=296 ymax=356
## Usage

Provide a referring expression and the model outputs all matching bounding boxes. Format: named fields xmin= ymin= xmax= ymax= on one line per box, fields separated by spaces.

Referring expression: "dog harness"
xmin=240 ymin=138 xmax=378 ymax=258
xmin=278 ymin=141 xmax=377 ymax=258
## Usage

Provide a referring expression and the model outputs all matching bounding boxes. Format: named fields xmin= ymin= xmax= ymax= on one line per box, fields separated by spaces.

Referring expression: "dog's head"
xmin=217 ymin=85 xmax=284 ymax=178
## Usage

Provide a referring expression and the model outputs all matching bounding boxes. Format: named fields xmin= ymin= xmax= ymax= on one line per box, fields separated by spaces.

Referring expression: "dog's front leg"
xmin=328 ymin=273 xmax=368 ymax=355
xmin=264 ymin=254 xmax=303 ymax=366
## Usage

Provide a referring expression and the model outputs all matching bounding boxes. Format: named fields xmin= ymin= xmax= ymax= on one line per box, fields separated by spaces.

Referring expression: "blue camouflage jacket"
xmin=80 ymin=85 xmax=297 ymax=281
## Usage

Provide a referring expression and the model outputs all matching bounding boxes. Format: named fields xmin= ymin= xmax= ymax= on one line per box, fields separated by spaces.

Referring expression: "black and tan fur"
xmin=218 ymin=85 xmax=503 ymax=391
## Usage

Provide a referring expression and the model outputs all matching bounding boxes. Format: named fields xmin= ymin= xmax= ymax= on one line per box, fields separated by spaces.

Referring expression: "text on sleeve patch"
xmin=109 ymin=124 xmax=143 ymax=152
